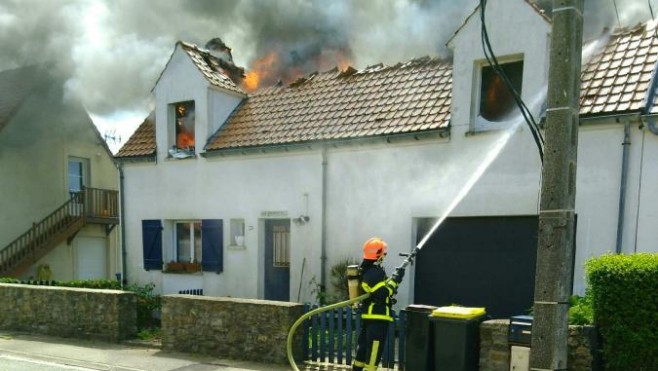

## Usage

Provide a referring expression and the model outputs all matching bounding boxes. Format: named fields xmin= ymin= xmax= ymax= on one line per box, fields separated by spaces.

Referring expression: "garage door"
xmin=76 ymin=236 xmax=107 ymax=280
xmin=414 ymin=216 xmax=538 ymax=319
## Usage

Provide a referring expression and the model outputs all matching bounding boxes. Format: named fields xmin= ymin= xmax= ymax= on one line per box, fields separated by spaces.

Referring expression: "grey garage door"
xmin=414 ymin=216 xmax=538 ymax=319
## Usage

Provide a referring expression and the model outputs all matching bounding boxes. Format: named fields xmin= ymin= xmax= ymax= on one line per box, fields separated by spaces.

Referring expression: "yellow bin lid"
xmin=431 ymin=306 xmax=486 ymax=319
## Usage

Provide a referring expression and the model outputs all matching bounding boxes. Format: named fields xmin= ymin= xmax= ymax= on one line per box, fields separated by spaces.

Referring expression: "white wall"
xmin=123 ymin=151 xmax=324 ymax=299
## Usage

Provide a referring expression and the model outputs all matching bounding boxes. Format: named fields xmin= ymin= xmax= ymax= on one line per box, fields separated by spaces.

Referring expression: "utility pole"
xmin=530 ymin=1 xmax=583 ymax=370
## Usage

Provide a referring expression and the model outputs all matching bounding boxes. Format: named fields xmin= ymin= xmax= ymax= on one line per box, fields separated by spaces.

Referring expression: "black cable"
xmin=480 ymin=0 xmax=544 ymax=148
xmin=479 ymin=0 xmax=545 ymax=163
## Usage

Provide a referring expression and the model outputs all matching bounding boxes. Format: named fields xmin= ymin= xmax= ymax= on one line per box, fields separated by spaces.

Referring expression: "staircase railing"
xmin=0 ymin=188 xmax=119 ymax=277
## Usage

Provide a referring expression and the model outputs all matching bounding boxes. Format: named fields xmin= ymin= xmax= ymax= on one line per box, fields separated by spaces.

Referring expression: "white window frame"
xmin=174 ymin=221 xmax=202 ymax=263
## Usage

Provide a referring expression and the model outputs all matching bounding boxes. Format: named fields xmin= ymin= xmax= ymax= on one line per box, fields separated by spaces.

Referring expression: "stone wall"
xmin=161 ymin=295 xmax=305 ymax=364
xmin=0 ymin=283 xmax=137 ymax=342
xmin=479 ymin=319 xmax=601 ymax=371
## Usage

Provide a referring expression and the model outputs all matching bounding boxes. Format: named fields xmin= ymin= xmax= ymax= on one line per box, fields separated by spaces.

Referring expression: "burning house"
xmin=116 ymin=0 xmax=658 ymax=317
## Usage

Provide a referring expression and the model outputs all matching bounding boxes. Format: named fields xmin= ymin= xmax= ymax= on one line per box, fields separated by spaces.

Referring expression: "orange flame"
xmin=244 ymin=51 xmax=278 ymax=91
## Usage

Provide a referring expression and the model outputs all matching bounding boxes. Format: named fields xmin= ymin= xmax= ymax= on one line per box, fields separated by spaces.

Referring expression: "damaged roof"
xmin=153 ymin=41 xmax=246 ymax=96
xmin=206 ymin=57 xmax=452 ymax=151
xmin=580 ymin=21 xmax=658 ymax=115
xmin=116 ymin=21 xmax=658 ymax=158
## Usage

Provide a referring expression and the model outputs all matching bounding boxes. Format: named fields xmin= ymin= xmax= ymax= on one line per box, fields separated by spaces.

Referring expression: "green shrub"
xmin=124 ymin=282 xmax=161 ymax=331
xmin=328 ymin=257 xmax=359 ymax=304
xmin=586 ymin=253 xmax=658 ymax=371
xmin=568 ymin=293 xmax=593 ymax=325
xmin=0 ymin=277 xmax=20 ymax=284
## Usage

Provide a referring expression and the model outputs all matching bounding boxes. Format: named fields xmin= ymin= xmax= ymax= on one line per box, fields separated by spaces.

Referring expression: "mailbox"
xmin=508 ymin=315 xmax=533 ymax=346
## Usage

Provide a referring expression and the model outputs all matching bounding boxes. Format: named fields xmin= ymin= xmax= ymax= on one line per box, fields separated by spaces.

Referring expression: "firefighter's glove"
xmin=392 ymin=267 xmax=405 ymax=284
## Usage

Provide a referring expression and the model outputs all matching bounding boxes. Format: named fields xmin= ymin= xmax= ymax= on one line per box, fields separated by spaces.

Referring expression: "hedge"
xmin=585 ymin=253 xmax=658 ymax=371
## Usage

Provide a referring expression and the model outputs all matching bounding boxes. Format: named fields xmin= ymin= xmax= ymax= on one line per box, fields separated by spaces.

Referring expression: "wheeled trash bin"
xmin=430 ymin=306 xmax=486 ymax=371
xmin=402 ymin=304 xmax=437 ymax=371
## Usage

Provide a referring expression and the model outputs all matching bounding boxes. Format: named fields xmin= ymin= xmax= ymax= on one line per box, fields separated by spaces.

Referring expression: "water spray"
xmin=286 ymin=90 xmax=546 ymax=369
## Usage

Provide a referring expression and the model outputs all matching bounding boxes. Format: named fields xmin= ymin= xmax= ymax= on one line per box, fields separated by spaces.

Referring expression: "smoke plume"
xmin=0 ymin=0 xmax=653 ymax=121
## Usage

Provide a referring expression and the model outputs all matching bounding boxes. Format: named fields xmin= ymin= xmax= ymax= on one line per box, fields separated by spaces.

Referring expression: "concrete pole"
xmin=530 ymin=1 xmax=583 ymax=370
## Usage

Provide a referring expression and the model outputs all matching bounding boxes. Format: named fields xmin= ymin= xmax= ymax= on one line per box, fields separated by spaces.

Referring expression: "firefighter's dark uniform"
xmin=352 ymin=260 xmax=398 ymax=371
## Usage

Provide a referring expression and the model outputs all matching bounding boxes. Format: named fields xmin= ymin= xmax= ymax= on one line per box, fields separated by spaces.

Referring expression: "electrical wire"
xmin=479 ymin=0 xmax=545 ymax=163
xmin=612 ymin=0 xmax=622 ymax=29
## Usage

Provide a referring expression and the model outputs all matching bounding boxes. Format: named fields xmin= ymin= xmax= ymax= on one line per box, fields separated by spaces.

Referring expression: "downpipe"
xmin=286 ymin=247 xmax=420 ymax=370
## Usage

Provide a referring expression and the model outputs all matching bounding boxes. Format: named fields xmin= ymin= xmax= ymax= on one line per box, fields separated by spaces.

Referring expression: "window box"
xmin=184 ymin=262 xmax=201 ymax=273
xmin=166 ymin=261 xmax=185 ymax=272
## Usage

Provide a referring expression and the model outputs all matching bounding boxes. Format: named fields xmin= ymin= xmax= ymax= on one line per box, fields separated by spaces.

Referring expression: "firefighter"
xmin=352 ymin=237 xmax=405 ymax=371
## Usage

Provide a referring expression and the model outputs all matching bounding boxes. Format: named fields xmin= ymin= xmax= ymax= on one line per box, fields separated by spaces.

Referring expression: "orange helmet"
xmin=363 ymin=237 xmax=387 ymax=260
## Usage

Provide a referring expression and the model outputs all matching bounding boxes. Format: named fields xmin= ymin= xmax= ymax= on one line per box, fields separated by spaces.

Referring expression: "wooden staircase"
xmin=0 ymin=187 xmax=119 ymax=277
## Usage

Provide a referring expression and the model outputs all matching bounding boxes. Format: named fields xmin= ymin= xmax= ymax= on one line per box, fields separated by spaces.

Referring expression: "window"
xmin=175 ymin=221 xmax=201 ymax=263
xmin=68 ymin=157 xmax=89 ymax=194
xmin=477 ymin=60 xmax=524 ymax=125
xmin=230 ymin=219 xmax=245 ymax=247
xmin=172 ymin=101 xmax=195 ymax=155
xmin=142 ymin=219 xmax=223 ymax=273
xmin=272 ymin=225 xmax=290 ymax=267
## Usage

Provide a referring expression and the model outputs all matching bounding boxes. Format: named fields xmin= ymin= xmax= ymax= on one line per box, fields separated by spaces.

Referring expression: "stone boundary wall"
xmin=480 ymin=319 xmax=602 ymax=371
xmin=161 ymin=295 xmax=305 ymax=364
xmin=0 ymin=283 xmax=137 ymax=342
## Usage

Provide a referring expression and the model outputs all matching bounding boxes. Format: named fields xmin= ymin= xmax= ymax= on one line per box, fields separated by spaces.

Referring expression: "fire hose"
xmin=286 ymin=247 xmax=420 ymax=370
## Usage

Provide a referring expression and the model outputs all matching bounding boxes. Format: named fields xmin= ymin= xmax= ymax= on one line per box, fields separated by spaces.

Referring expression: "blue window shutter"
xmin=202 ymin=219 xmax=223 ymax=273
xmin=142 ymin=220 xmax=163 ymax=270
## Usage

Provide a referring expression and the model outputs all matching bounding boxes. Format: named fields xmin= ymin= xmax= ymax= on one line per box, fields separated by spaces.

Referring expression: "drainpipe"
xmin=119 ymin=163 xmax=127 ymax=286
xmin=320 ymin=147 xmax=328 ymax=293
xmin=615 ymin=121 xmax=631 ymax=254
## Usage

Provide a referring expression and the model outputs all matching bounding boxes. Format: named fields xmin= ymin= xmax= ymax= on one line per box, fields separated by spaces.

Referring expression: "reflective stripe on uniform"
xmin=354 ymin=360 xmax=366 ymax=368
xmin=366 ymin=340 xmax=380 ymax=371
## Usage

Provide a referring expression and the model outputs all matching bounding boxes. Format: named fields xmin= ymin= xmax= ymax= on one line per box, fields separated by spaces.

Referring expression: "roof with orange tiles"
xmin=580 ymin=21 xmax=658 ymax=115
xmin=0 ymin=66 xmax=45 ymax=132
xmin=205 ymin=57 xmax=452 ymax=151
xmin=115 ymin=113 xmax=156 ymax=159
xmin=154 ymin=41 xmax=246 ymax=96
xmin=116 ymin=22 xmax=658 ymax=158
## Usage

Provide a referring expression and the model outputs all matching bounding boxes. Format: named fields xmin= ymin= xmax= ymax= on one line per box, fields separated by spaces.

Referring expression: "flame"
xmin=176 ymin=129 xmax=195 ymax=148
xmin=243 ymin=47 xmax=354 ymax=91
xmin=244 ymin=51 xmax=278 ymax=91
xmin=335 ymin=49 xmax=352 ymax=72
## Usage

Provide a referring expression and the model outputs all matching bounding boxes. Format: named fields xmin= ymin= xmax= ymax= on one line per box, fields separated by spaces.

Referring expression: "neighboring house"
xmin=0 ymin=66 xmax=120 ymax=281
xmin=116 ymin=0 xmax=658 ymax=318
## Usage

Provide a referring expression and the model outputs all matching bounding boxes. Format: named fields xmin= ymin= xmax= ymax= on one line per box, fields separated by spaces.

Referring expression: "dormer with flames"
xmin=152 ymin=38 xmax=246 ymax=160
xmin=447 ymin=0 xmax=551 ymax=137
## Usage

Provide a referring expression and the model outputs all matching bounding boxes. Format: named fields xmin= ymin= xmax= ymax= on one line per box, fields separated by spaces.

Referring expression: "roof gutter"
xmin=200 ymin=128 xmax=450 ymax=158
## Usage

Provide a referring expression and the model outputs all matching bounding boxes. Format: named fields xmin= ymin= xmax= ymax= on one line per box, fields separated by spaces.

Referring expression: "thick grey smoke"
xmin=0 ymin=0 xmax=653 ymax=120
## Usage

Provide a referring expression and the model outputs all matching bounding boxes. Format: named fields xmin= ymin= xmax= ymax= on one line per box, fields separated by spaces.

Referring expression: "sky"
xmin=0 ymin=0 xmax=654 ymax=153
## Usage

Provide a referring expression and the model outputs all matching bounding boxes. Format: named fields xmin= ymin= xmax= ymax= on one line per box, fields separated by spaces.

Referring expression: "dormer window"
xmin=169 ymin=101 xmax=196 ymax=158
xmin=475 ymin=59 xmax=524 ymax=130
